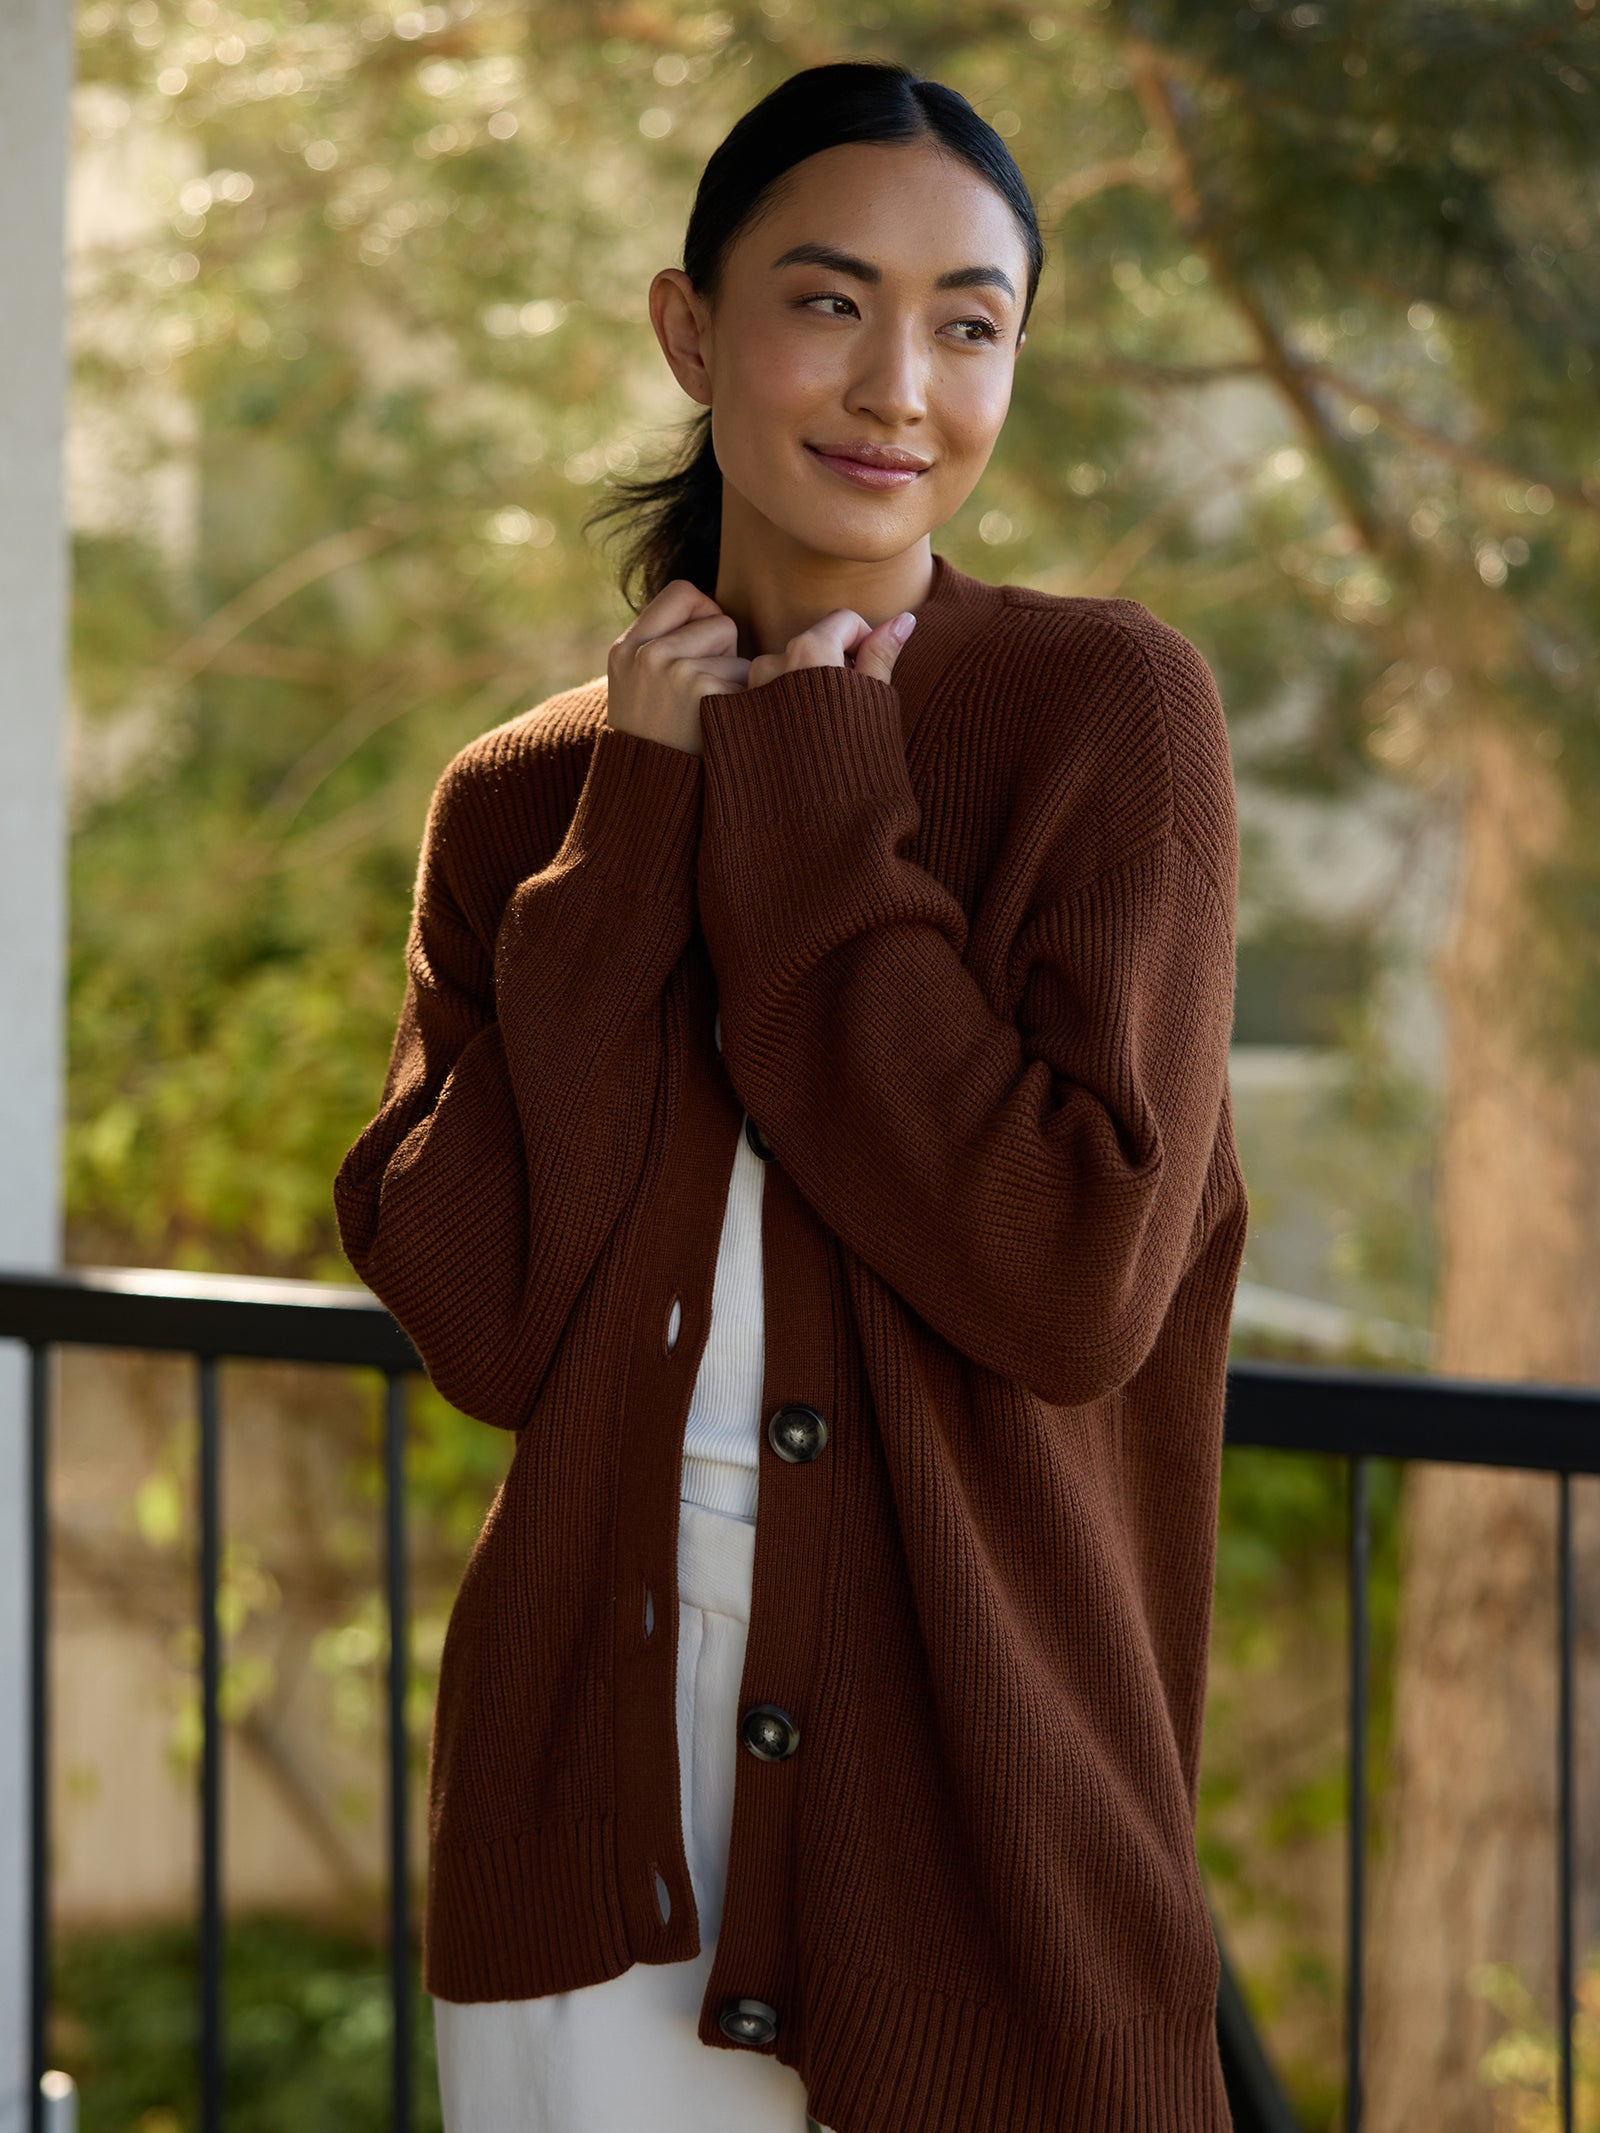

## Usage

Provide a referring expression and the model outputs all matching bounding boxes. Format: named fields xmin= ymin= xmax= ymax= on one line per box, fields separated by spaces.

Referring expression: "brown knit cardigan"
xmin=334 ymin=550 xmax=1249 ymax=2132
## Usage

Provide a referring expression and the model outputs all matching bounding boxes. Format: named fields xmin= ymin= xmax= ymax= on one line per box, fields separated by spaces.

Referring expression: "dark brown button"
xmin=741 ymin=1703 xmax=800 ymax=1761
xmin=768 ymin=1403 xmax=828 ymax=1465
xmin=718 ymin=1997 xmax=779 ymax=2046
xmin=745 ymin=1113 xmax=774 ymax=1161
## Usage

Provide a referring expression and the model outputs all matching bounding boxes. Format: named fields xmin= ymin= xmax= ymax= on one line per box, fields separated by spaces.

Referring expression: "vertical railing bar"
xmin=1557 ymin=1469 xmax=1574 ymax=2133
xmin=198 ymin=1355 xmax=223 ymax=2133
xmin=28 ymin=1345 xmax=52 ymax=2133
xmin=385 ymin=1370 xmax=413 ymax=2133
xmin=1345 ymin=1454 xmax=1370 ymax=2133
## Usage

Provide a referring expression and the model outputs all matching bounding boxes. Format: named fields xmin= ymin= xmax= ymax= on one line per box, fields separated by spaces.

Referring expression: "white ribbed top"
xmin=678 ymin=1113 xmax=766 ymax=1524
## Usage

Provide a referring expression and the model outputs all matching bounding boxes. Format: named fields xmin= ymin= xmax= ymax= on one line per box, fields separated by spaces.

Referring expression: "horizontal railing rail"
xmin=1226 ymin=1354 xmax=1600 ymax=1475
xmin=0 ymin=1264 xmax=420 ymax=1371
xmin=5 ymin=1266 xmax=1595 ymax=2133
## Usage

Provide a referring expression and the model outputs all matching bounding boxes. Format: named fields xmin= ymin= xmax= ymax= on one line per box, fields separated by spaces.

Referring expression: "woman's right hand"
xmin=605 ymin=579 xmax=749 ymax=758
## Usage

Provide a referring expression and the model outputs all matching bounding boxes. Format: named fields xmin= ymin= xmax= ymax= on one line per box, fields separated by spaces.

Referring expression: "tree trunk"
xmin=1362 ymin=711 xmax=1600 ymax=2133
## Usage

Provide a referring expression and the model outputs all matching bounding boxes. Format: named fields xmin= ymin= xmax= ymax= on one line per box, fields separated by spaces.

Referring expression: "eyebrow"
xmin=769 ymin=240 xmax=1017 ymax=305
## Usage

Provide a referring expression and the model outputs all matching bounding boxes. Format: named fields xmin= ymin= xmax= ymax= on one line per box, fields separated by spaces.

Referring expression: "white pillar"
xmin=0 ymin=0 xmax=73 ymax=2124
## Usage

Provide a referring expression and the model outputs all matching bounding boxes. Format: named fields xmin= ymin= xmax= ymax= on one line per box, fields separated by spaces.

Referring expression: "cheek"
xmin=722 ymin=322 xmax=832 ymax=423
xmin=939 ymin=363 xmax=1014 ymax=457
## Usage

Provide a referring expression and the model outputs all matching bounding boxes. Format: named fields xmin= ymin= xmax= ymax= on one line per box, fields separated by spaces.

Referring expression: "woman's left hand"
xmin=746 ymin=606 xmax=915 ymax=691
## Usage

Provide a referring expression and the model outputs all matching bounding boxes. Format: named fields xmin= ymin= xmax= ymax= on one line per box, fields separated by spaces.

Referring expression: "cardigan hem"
xmin=788 ymin=1952 xmax=1233 ymax=2133
xmin=422 ymin=1812 xmax=637 ymax=2003
xmin=422 ymin=1816 xmax=1232 ymax=2133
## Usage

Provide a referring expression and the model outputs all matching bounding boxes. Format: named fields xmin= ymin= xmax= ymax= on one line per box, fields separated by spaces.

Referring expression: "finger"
xmin=635 ymin=612 xmax=741 ymax=665
xmin=699 ymin=661 xmax=755 ymax=695
xmin=778 ymin=609 xmax=865 ymax=669
xmin=622 ymin=579 xmax=726 ymax=647
xmin=848 ymin=612 xmax=915 ymax=686
xmin=809 ymin=609 xmax=869 ymax=663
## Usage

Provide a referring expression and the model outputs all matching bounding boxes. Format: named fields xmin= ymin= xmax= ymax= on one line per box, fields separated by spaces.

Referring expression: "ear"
xmin=649 ymin=269 xmax=714 ymax=409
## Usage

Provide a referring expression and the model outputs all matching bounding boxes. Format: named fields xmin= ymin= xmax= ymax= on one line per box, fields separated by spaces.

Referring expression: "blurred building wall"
xmin=47 ymin=1350 xmax=428 ymax=1934
xmin=0 ymin=2 xmax=73 ymax=2125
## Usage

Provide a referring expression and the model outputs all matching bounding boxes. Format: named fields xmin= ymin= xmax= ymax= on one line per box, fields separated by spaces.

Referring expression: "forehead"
xmin=731 ymin=138 xmax=1028 ymax=289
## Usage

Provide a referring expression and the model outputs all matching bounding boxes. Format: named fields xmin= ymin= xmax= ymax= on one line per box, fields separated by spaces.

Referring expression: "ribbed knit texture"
xmin=678 ymin=1120 xmax=766 ymax=1524
xmin=335 ymin=551 xmax=1250 ymax=2132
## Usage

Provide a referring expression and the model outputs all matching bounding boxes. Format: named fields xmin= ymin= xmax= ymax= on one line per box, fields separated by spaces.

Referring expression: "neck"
xmin=712 ymin=483 xmax=936 ymax=662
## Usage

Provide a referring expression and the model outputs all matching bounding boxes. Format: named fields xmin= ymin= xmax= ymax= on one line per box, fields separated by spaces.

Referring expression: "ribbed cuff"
xmin=699 ymin=667 xmax=910 ymax=822
xmin=556 ymin=719 xmax=704 ymax=905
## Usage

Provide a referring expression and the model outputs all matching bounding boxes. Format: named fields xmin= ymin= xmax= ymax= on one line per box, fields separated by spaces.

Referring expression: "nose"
xmin=845 ymin=317 xmax=928 ymax=431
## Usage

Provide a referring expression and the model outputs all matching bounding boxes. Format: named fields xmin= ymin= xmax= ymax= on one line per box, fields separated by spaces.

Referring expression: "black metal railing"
xmin=5 ymin=1268 xmax=1597 ymax=2133
xmin=3 ymin=1268 xmax=420 ymax=2133
xmin=1224 ymin=1360 xmax=1600 ymax=2133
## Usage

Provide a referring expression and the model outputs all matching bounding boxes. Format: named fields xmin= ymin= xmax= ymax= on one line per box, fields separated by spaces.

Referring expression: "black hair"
xmin=584 ymin=58 xmax=1045 ymax=612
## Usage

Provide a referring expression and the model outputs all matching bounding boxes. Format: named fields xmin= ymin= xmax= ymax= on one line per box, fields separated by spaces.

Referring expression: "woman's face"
xmin=650 ymin=138 xmax=1031 ymax=566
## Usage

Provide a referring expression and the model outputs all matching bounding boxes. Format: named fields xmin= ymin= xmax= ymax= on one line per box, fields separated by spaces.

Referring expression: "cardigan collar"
xmin=888 ymin=549 xmax=1009 ymax=745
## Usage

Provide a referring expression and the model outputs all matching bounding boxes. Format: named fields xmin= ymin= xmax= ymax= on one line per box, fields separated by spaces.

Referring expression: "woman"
xmin=335 ymin=57 xmax=1248 ymax=2133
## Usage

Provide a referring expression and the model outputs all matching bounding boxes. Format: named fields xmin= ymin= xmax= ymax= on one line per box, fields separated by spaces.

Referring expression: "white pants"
xmin=433 ymin=1494 xmax=835 ymax=2133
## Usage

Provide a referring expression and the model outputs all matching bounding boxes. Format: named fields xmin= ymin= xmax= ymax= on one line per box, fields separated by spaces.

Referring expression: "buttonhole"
xmin=653 ymin=1866 xmax=672 ymax=1924
xmin=643 ymin=1584 xmax=655 ymax=1638
xmin=665 ymin=1297 xmax=682 ymax=1353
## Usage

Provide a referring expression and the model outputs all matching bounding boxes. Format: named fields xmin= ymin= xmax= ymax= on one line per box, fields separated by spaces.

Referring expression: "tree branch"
xmin=1301 ymin=364 xmax=1600 ymax=517
xmin=1123 ymin=44 xmax=1396 ymax=562
xmin=1038 ymin=154 xmax=1168 ymax=225
xmin=162 ymin=515 xmax=417 ymax=686
xmin=1070 ymin=354 xmax=1268 ymax=389
xmin=1073 ymin=351 xmax=1599 ymax=516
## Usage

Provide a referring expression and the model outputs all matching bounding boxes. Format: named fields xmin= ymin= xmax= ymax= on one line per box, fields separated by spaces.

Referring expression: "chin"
xmin=784 ymin=509 xmax=935 ymax=566
xmin=726 ymin=464 xmax=935 ymax=563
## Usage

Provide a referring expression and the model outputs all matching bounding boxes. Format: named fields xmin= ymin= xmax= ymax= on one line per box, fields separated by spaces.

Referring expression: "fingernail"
xmin=892 ymin=611 xmax=916 ymax=641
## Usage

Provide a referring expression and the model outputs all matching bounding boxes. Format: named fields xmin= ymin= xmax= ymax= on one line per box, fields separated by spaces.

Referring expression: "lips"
xmin=805 ymin=443 xmax=929 ymax=490
xmin=806 ymin=441 xmax=930 ymax=471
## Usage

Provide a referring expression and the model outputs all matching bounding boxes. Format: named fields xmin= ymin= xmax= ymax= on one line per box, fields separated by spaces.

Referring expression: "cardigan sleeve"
xmin=334 ymin=719 xmax=703 ymax=1428
xmin=695 ymin=643 xmax=1237 ymax=1408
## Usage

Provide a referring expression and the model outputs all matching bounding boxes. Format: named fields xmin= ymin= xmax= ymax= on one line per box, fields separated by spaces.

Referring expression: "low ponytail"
xmin=585 ymin=58 xmax=1044 ymax=615
xmin=586 ymin=407 xmax=722 ymax=613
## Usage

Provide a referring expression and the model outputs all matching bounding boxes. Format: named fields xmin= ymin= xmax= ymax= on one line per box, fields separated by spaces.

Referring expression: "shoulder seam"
xmin=992 ymin=595 xmax=1177 ymax=862
xmin=1049 ymin=826 xmax=1232 ymax=937
xmin=1045 ymin=603 xmax=1234 ymax=914
xmin=1173 ymin=828 xmax=1233 ymax=931
xmin=1071 ymin=605 xmax=1177 ymax=852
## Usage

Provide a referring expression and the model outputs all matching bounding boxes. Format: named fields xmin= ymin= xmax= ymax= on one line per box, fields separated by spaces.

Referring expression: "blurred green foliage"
xmin=50 ymin=1917 xmax=441 ymax=2133
xmin=64 ymin=0 xmax=1599 ymax=2123
xmin=1471 ymin=1952 xmax=1600 ymax=2133
xmin=67 ymin=0 xmax=1600 ymax=1278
